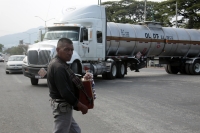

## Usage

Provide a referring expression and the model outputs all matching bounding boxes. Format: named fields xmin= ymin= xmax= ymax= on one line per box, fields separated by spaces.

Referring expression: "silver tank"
xmin=106 ymin=22 xmax=200 ymax=57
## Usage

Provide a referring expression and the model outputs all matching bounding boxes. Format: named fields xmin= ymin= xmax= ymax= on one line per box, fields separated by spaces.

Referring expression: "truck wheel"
xmin=164 ymin=65 xmax=170 ymax=74
xmin=179 ymin=65 xmax=186 ymax=74
xmin=116 ymin=62 xmax=125 ymax=78
xmin=31 ymin=78 xmax=38 ymax=85
xmin=167 ymin=65 xmax=179 ymax=74
xmin=185 ymin=64 xmax=191 ymax=74
xmin=71 ymin=61 xmax=82 ymax=75
xmin=102 ymin=72 xmax=107 ymax=79
xmin=107 ymin=62 xmax=117 ymax=79
xmin=189 ymin=60 xmax=200 ymax=75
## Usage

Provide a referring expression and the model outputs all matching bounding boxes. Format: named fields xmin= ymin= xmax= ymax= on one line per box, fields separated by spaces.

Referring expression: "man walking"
xmin=47 ymin=38 xmax=88 ymax=133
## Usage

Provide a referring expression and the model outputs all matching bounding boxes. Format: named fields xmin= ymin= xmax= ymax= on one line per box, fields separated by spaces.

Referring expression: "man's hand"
xmin=77 ymin=102 xmax=88 ymax=114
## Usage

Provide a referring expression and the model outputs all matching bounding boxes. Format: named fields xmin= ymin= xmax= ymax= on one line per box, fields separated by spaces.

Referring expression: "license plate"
xmin=35 ymin=75 xmax=42 ymax=79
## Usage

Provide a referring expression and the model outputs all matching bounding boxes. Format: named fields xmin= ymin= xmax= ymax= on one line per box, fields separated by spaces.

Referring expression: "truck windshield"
xmin=44 ymin=27 xmax=80 ymax=41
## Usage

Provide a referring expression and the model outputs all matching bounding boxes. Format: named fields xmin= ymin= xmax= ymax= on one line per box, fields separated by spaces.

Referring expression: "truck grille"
xmin=28 ymin=50 xmax=51 ymax=65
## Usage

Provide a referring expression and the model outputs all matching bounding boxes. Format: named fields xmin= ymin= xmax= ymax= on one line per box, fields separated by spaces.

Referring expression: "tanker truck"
xmin=22 ymin=5 xmax=200 ymax=85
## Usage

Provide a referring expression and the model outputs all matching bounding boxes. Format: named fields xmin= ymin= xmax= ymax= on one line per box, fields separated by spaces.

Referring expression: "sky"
xmin=0 ymin=0 xmax=163 ymax=37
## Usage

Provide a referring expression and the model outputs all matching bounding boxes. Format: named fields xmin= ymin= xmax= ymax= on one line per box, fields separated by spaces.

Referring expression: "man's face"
xmin=57 ymin=42 xmax=74 ymax=62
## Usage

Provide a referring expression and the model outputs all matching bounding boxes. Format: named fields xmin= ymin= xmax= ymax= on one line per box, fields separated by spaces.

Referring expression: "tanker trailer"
xmin=105 ymin=21 xmax=200 ymax=77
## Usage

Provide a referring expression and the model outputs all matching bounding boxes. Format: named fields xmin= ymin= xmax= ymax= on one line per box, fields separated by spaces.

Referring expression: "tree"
xmin=102 ymin=0 xmax=161 ymax=24
xmin=0 ymin=44 xmax=4 ymax=52
xmin=154 ymin=0 xmax=200 ymax=28
xmin=4 ymin=44 xmax=28 ymax=55
xmin=102 ymin=0 xmax=200 ymax=29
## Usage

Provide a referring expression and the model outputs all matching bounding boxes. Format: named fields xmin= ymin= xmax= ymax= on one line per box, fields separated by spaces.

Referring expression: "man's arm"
xmin=77 ymin=102 xmax=88 ymax=114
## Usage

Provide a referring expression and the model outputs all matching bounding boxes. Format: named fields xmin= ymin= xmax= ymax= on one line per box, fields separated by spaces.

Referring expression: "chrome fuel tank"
xmin=106 ymin=22 xmax=200 ymax=58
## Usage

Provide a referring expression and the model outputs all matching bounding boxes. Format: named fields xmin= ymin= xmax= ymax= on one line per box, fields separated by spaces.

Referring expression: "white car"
xmin=0 ymin=54 xmax=4 ymax=62
xmin=5 ymin=55 xmax=26 ymax=74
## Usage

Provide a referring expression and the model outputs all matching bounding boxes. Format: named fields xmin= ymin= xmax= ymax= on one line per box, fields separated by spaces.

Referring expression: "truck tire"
xmin=102 ymin=72 xmax=107 ymax=79
xmin=167 ymin=65 xmax=179 ymax=74
xmin=31 ymin=78 xmax=39 ymax=85
xmin=107 ymin=62 xmax=117 ymax=79
xmin=116 ymin=62 xmax=125 ymax=78
xmin=71 ymin=61 xmax=82 ymax=75
xmin=189 ymin=60 xmax=200 ymax=75
xmin=179 ymin=65 xmax=186 ymax=74
xmin=164 ymin=65 xmax=170 ymax=74
xmin=185 ymin=64 xmax=191 ymax=74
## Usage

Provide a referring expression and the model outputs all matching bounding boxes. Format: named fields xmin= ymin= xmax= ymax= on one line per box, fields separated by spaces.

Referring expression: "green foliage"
xmin=155 ymin=0 xmax=200 ymax=28
xmin=103 ymin=0 xmax=146 ymax=23
xmin=4 ymin=44 xmax=28 ymax=55
xmin=0 ymin=44 xmax=4 ymax=52
xmin=102 ymin=0 xmax=200 ymax=29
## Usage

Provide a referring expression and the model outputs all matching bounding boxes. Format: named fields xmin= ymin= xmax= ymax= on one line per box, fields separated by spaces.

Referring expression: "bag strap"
xmin=65 ymin=64 xmax=93 ymax=104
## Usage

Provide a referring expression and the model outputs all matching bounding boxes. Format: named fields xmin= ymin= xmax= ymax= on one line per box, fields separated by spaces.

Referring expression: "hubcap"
xmin=194 ymin=63 xmax=200 ymax=73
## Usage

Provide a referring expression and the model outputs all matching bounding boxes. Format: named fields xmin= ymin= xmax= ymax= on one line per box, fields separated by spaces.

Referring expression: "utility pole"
xmin=144 ymin=0 xmax=147 ymax=22
xmin=176 ymin=1 xmax=178 ymax=28
xmin=98 ymin=0 xmax=101 ymax=5
xmin=35 ymin=16 xmax=55 ymax=32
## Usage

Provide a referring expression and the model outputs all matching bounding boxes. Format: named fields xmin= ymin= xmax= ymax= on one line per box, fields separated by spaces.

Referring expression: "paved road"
xmin=0 ymin=62 xmax=200 ymax=133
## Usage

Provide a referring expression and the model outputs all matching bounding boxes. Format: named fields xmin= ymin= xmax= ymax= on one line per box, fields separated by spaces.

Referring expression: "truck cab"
xmin=22 ymin=22 xmax=105 ymax=85
xmin=22 ymin=24 xmax=84 ymax=85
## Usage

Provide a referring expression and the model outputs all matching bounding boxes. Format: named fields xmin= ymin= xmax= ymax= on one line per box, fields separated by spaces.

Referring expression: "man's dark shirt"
xmin=47 ymin=56 xmax=78 ymax=107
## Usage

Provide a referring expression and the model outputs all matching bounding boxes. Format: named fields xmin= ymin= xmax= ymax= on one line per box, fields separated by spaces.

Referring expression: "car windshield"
xmin=8 ymin=56 xmax=25 ymax=61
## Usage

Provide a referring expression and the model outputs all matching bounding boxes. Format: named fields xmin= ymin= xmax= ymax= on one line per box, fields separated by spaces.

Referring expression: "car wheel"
xmin=31 ymin=78 xmax=39 ymax=85
xmin=6 ymin=71 xmax=9 ymax=74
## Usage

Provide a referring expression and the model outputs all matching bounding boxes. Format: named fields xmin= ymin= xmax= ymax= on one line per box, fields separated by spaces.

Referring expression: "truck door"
xmin=96 ymin=30 xmax=104 ymax=59
xmin=78 ymin=28 xmax=89 ymax=58
xmin=78 ymin=27 xmax=97 ymax=59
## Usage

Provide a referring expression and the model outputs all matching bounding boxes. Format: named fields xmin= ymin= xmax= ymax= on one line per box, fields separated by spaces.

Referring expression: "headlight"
xmin=23 ymin=56 xmax=28 ymax=64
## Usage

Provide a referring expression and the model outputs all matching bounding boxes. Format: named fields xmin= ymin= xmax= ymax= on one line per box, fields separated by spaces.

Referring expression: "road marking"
xmin=12 ymin=75 xmax=22 ymax=83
